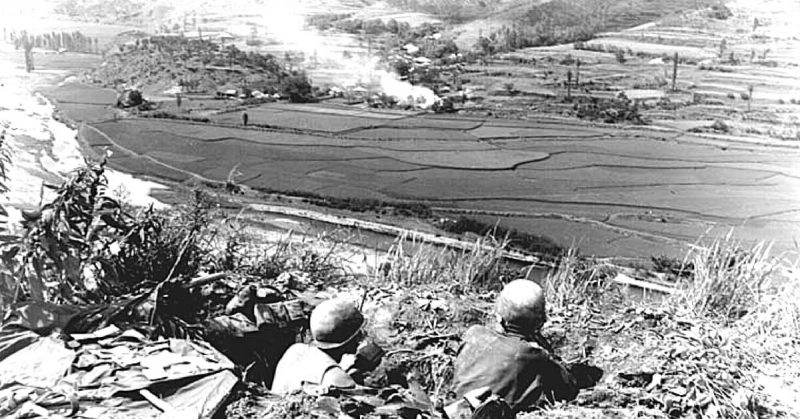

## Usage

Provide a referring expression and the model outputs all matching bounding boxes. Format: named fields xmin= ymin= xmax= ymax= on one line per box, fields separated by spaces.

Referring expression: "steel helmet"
xmin=494 ymin=279 xmax=546 ymax=332
xmin=310 ymin=298 xmax=365 ymax=350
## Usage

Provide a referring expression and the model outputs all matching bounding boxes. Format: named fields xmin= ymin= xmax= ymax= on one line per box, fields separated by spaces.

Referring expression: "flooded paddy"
xmin=57 ymin=88 xmax=800 ymax=259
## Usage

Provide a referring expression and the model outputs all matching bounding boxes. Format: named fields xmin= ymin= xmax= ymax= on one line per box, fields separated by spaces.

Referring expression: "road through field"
xmin=68 ymin=95 xmax=800 ymax=259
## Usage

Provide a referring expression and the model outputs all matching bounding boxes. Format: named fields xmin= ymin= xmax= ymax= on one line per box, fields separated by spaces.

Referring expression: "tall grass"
xmin=379 ymin=231 xmax=513 ymax=291
xmin=214 ymin=222 xmax=354 ymax=284
xmin=670 ymin=232 xmax=781 ymax=320
xmin=661 ymin=234 xmax=799 ymax=417
xmin=544 ymin=247 xmax=615 ymax=311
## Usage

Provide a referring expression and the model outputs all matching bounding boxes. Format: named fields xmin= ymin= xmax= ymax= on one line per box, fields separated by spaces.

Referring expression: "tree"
xmin=747 ymin=84 xmax=754 ymax=112
xmin=23 ymin=35 xmax=34 ymax=72
xmin=566 ymin=70 xmax=572 ymax=100
xmin=386 ymin=18 xmax=399 ymax=34
xmin=283 ymin=51 xmax=293 ymax=71
xmin=279 ymin=73 xmax=315 ymax=103
xmin=672 ymin=52 xmax=678 ymax=92
xmin=474 ymin=36 xmax=494 ymax=59
xmin=393 ymin=59 xmax=412 ymax=78
xmin=614 ymin=49 xmax=626 ymax=64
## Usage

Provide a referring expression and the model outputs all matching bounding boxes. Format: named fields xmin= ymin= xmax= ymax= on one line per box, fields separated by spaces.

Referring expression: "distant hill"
xmin=446 ymin=0 xmax=725 ymax=50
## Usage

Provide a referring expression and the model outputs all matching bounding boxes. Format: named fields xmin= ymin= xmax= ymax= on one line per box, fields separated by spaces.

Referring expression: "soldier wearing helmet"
xmin=272 ymin=298 xmax=383 ymax=394
xmin=451 ymin=279 xmax=595 ymax=412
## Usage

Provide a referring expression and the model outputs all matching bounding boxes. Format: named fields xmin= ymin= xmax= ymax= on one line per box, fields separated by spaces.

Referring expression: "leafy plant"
xmin=0 ymin=129 xmax=9 ymax=230
xmin=0 ymin=161 xmax=211 ymax=306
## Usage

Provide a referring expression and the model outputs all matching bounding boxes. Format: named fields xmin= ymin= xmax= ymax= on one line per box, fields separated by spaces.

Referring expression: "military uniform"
xmin=452 ymin=325 xmax=578 ymax=412
xmin=271 ymin=343 xmax=356 ymax=395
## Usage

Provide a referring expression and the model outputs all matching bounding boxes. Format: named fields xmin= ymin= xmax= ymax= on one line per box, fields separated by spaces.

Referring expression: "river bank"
xmin=0 ymin=44 xmax=169 ymax=232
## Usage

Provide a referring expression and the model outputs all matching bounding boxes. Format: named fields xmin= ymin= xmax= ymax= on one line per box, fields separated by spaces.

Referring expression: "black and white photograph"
xmin=0 ymin=0 xmax=797 ymax=417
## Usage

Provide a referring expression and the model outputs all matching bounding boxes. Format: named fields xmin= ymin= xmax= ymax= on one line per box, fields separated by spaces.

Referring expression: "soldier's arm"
xmin=517 ymin=347 xmax=579 ymax=409
xmin=540 ymin=354 xmax=579 ymax=402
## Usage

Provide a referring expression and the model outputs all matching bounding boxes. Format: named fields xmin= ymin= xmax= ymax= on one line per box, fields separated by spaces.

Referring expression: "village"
xmin=0 ymin=0 xmax=798 ymax=418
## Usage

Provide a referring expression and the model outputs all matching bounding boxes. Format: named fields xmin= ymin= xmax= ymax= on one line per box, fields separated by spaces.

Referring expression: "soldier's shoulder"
xmin=463 ymin=325 xmax=500 ymax=343
xmin=465 ymin=324 xmax=493 ymax=336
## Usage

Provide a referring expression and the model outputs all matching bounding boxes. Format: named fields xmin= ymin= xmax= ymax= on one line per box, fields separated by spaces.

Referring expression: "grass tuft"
xmin=544 ymin=247 xmax=616 ymax=311
xmin=380 ymin=231 xmax=515 ymax=292
xmin=670 ymin=232 xmax=779 ymax=320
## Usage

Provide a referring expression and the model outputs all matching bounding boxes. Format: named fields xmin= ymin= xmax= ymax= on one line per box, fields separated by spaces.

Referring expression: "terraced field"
xmin=75 ymin=98 xmax=800 ymax=259
xmin=461 ymin=0 xmax=800 ymax=143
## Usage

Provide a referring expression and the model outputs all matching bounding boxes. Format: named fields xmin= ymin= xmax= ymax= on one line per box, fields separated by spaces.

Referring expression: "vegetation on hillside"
xmin=0 ymin=132 xmax=7 ymax=233
xmin=471 ymin=0 xmax=723 ymax=54
xmin=55 ymin=0 xmax=148 ymax=22
xmin=384 ymin=0 xmax=499 ymax=23
xmin=0 ymin=161 xmax=212 ymax=306
xmin=91 ymin=36 xmax=316 ymax=102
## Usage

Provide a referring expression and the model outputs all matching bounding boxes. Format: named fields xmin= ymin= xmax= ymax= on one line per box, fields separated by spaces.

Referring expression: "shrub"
xmin=614 ymin=49 xmax=626 ymax=64
xmin=142 ymin=111 xmax=210 ymax=123
xmin=727 ymin=92 xmax=736 ymax=100
xmin=279 ymin=73 xmax=316 ymax=103
xmin=0 ymin=161 xmax=213 ymax=305
xmin=253 ymin=186 xmax=433 ymax=219
xmin=434 ymin=216 xmax=564 ymax=258
xmin=708 ymin=3 xmax=733 ymax=20
xmin=574 ymin=94 xmax=646 ymax=124
xmin=651 ymin=255 xmax=694 ymax=279
xmin=710 ymin=119 xmax=731 ymax=133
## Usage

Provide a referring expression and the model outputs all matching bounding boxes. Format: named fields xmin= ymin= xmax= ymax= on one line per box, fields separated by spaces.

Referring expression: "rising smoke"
xmin=258 ymin=0 xmax=439 ymax=108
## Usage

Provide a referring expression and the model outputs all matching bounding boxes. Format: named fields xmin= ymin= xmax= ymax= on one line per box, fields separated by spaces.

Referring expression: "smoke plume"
xmin=258 ymin=0 xmax=439 ymax=108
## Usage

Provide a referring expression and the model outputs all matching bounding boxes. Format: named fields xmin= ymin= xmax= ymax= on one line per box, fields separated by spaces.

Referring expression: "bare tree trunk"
xmin=566 ymin=70 xmax=572 ymax=100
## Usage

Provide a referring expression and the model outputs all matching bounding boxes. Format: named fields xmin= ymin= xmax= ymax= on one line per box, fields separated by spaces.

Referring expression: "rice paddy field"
xmin=28 ymin=0 xmax=798 ymax=261
xmin=68 ymin=93 xmax=800 ymax=259
xmin=461 ymin=0 xmax=800 ymax=142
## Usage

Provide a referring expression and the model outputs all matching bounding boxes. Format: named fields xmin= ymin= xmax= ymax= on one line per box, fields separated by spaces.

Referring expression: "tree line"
xmin=7 ymin=29 xmax=99 ymax=54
